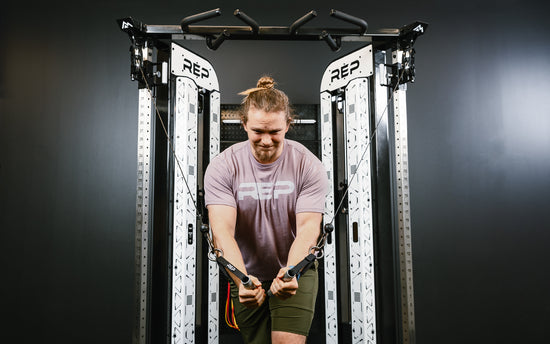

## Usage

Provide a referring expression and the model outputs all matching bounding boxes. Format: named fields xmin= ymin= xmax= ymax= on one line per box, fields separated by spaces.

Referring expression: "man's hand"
xmin=238 ymin=275 xmax=266 ymax=309
xmin=269 ymin=267 xmax=299 ymax=300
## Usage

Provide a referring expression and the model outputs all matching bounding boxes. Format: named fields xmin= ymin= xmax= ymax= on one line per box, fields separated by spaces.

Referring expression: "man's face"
xmin=243 ymin=108 xmax=290 ymax=164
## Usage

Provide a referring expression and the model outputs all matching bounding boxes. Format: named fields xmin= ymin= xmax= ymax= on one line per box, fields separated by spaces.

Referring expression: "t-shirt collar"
xmin=248 ymin=139 xmax=288 ymax=169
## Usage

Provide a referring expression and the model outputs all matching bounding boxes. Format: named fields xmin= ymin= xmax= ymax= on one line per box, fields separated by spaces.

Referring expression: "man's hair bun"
xmin=256 ymin=76 xmax=275 ymax=89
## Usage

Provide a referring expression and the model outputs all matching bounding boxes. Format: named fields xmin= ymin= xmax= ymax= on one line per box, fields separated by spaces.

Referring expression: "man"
xmin=204 ymin=76 xmax=328 ymax=344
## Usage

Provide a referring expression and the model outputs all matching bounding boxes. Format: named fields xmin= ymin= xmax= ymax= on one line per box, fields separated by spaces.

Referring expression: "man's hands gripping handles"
xmin=265 ymin=223 xmax=332 ymax=300
xmin=216 ymin=255 xmax=267 ymax=309
xmin=267 ymin=266 xmax=300 ymax=299
xmin=238 ymin=275 xmax=267 ymax=309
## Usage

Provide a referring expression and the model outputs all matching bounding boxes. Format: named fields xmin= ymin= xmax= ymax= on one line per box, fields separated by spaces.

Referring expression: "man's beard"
xmin=254 ymin=145 xmax=277 ymax=163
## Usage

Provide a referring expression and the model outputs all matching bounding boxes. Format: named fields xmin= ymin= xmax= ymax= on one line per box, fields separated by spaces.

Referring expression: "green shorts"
xmin=229 ymin=262 xmax=318 ymax=344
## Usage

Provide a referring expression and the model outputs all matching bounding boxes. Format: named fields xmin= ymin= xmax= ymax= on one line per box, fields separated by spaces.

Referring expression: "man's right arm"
xmin=207 ymin=204 xmax=266 ymax=308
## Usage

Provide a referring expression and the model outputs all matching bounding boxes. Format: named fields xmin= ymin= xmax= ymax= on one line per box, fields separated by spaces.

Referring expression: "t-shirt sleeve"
xmin=204 ymin=155 xmax=237 ymax=208
xmin=295 ymin=158 xmax=328 ymax=214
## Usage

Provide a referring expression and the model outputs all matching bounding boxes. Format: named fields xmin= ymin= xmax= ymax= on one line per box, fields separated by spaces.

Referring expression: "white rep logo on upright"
xmin=238 ymin=181 xmax=295 ymax=200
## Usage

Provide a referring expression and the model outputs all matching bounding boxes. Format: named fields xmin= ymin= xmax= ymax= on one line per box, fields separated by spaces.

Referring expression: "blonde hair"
xmin=239 ymin=76 xmax=293 ymax=124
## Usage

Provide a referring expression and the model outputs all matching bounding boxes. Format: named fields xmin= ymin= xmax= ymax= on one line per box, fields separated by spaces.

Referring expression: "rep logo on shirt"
xmin=238 ymin=181 xmax=295 ymax=200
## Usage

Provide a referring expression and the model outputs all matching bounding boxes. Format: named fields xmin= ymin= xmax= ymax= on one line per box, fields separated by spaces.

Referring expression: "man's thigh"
xmin=229 ymin=263 xmax=319 ymax=343
xmin=268 ymin=262 xmax=318 ymax=336
xmin=230 ymin=280 xmax=272 ymax=344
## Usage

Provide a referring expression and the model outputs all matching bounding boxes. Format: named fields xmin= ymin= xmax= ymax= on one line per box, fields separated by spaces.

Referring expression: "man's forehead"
xmin=247 ymin=121 xmax=286 ymax=131
xmin=247 ymin=110 xmax=287 ymax=126
xmin=248 ymin=108 xmax=286 ymax=118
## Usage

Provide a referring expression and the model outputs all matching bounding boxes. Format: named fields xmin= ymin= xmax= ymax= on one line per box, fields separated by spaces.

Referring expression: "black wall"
xmin=2 ymin=1 xmax=549 ymax=343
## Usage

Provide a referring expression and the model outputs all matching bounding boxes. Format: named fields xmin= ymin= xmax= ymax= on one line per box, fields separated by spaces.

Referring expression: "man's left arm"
xmin=270 ymin=154 xmax=328 ymax=299
xmin=269 ymin=211 xmax=322 ymax=299
xmin=288 ymin=212 xmax=322 ymax=266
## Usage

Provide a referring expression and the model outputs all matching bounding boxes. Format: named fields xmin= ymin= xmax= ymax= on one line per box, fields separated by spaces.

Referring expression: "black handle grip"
xmin=207 ymin=30 xmax=230 ymax=50
xmin=282 ymin=268 xmax=297 ymax=281
xmin=241 ymin=275 xmax=255 ymax=289
xmin=289 ymin=10 xmax=317 ymax=34
xmin=234 ymin=9 xmax=259 ymax=33
xmin=180 ymin=8 xmax=222 ymax=31
xmin=266 ymin=266 xmax=299 ymax=297
xmin=329 ymin=9 xmax=368 ymax=34
xmin=321 ymin=31 xmax=340 ymax=51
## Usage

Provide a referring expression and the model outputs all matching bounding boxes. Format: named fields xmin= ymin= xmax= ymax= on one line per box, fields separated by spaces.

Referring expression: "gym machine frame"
xmin=118 ymin=8 xmax=426 ymax=344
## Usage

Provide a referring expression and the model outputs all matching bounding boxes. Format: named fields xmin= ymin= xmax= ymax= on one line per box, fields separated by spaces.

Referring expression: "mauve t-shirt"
xmin=204 ymin=139 xmax=328 ymax=281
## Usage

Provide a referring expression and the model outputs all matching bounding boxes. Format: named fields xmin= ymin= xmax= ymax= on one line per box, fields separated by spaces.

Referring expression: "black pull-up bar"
xmin=179 ymin=8 xmax=368 ymax=38
xmin=120 ymin=10 xmax=426 ymax=53
xmin=177 ymin=8 xmax=367 ymax=50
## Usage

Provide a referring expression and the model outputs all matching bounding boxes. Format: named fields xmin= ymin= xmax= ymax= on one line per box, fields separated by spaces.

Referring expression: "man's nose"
xmin=260 ymin=134 xmax=272 ymax=146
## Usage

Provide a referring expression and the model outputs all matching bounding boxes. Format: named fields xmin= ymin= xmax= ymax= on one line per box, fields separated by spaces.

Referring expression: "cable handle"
xmin=266 ymin=253 xmax=317 ymax=297
xmin=281 ymin=267 xmax=298 ymax=282
xmin=217 ymin=256 xmax=255 ymax=290
xmin=240 ymin=275 xmax=255 ymax=289
xmin=265 ymin=266 xmax=300 ymax=297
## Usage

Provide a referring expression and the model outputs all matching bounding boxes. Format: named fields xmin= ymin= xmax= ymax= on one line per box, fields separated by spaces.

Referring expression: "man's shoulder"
xmin=207 ymin=141 xmax=244 ymax=175
xmin=213 ymin=141 xmax=249 ymax=162
xmin=286 ymin=139 xmax=320 ymax=163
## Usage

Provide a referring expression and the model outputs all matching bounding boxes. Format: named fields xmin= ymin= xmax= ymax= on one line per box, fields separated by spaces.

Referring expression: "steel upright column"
xmin=391 ymin=48 xmax=416 ymax=344
xmin=135 ymin=87 xmax=154 ymax=344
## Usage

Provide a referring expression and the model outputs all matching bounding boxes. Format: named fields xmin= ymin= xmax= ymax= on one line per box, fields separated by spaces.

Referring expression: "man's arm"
xmin=207 ymin=204 xmax=266 ymax=308
xmin=288 ymin=212 xmax=322 ymax=266
xmin=269 ymin=212 xmax=322 ymax=299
